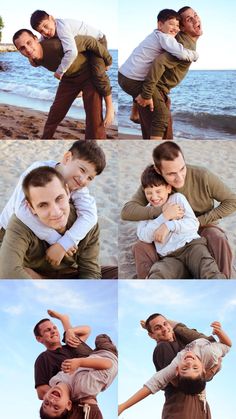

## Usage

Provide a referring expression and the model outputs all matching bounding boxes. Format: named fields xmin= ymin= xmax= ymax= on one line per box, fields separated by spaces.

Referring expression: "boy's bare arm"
xmin=118 ymin=386 xmax=151 ymax=416
xmin=211 ymin=321 xmax=232 ymax=347
xmin=61 ymin=356 xmax=112 ymax=374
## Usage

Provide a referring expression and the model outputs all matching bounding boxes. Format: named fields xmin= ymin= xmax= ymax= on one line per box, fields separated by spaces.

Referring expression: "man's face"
xmin=144 ymin=183 xmax=171 ymax=207
xmin=148 ymin=315 xmax=174 ymax=342
xmin=14 ymin=32 xmax=42 ymax=60
xmin=36 ymin=16 xmax=56 ymax=38
xmin=37 ymin=320 xmax=61 ymax=348
xmin=28 ymin=176 xmax=70 ymax=232
xmin=180 ymin=8 xmax=203 ymax=38
xmin=61 ymin=152 xmax=97 ymax=191
xmin=177 ymin=351 xmax=205 ymax=379
xmin=42 ymin=383 xmax=72 ymax=417
xmin=158 ymin=18 xmax=180 ymax=37
xmin=156 ymin=152 xmax=187 ymax=189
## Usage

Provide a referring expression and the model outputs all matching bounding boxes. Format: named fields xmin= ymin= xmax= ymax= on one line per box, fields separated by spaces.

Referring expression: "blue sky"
xmin=0 ymin=280 xmax=118 ymax=419
xmin=118 ymin=280 xmax=236 ymax=419
xmin=118 ymin=0 xmax=236 ymax=69
xmin=1 ymin=0 xmax=118 ymax=48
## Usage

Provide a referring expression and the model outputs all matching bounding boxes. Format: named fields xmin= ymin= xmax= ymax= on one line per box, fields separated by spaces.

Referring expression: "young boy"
xmin=0 ymin=140 xmax=106 ymax=267
xmin=137 ymin=165 xmax=225 ymax=279
xmin=118 ymin=9 xmax=198 ymax=135
xmin=118 ymin=321 xmax=231 ymax=415
xmin=30 ymin=10 xmax=114 ymax=126
xmin=40 ymin=310 xmax=118 ymax=419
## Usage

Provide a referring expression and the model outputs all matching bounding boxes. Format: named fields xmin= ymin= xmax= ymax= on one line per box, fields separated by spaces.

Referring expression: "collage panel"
xmin=118 ymin=280 xmax=236 ymax=419
xmin=118 ymin=140 xmax=236 ymax=279
xmin=0 ymin=0 xmax=117 ymax=140
xmin=0 ymin=279 xmax=118 ymax=419
xmin=0 ymin=140 xmax=118 ymax=279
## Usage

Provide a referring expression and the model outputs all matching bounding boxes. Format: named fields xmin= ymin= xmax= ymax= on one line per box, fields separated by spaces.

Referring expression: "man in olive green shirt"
xmin=0 ymin=166 xmax=101 ymax=279
xmin=13 ymin=29 xmax=112 ymax=139
xmin=121 ymin=142 xmax=236 ymax=279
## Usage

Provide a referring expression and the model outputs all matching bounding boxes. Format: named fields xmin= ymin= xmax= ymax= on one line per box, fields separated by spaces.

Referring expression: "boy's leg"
xmin=199 ymin=226 xmax=232 ymax=278
xmin=147 ymin=256 xmax=189 ymax=279
xmin=132 ymin=240 xmax=158 ymax=279
xmin=42 ymin=76 xmax=82 ymax=139
xmin=184 ymin=238 xmax=226 ymax=279
xmin=75 ymin=223 xmax=101 ymax=279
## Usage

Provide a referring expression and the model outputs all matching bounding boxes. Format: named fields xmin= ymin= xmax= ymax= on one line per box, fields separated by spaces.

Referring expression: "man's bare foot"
xmin=130 ymin=102 xmax=140 ymax=124
xmin=47 ymin=309 xmax=68 ymax=322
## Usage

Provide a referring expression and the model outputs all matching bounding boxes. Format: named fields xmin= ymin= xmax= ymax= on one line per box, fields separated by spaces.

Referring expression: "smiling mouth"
xmin=51 ymin=390 xmax=60 ymax=398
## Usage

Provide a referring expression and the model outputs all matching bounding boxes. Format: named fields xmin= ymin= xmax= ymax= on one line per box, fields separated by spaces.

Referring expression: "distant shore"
xmin=0 ymin=43 xmax=17 ymax=52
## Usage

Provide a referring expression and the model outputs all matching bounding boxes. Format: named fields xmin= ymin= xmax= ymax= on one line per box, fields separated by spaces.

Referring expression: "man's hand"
xmin=45 ymin=243 xmax=66 ymax=266
xmin=162 ymin=202 xmax=185 ymax=220
xmin=61 ymin=358 xmax=81 ymax=374
xmin=135 ymin=94 xmax=154 ymax=111
xmin=154 ymin=224 xmax=169 ymax=243
xmin=54 ymin=72 xmax=62 ymax=80
xmin=65 ymin=328 xmax=82 ymax=347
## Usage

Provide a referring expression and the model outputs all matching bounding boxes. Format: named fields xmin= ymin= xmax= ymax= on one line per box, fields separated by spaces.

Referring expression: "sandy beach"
xmin=0 ymin=104 xmax=118 ymax=140
xmin=0 ymin=140 xmax=118 ymax=267
xmin=118 ymin=140 xmax=236 ymax=279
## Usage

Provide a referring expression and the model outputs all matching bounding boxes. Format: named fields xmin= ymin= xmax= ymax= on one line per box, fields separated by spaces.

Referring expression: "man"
xmin=124 ymin=7 xmax=202 ymax=139
xmin=33 ymin=316 xmax=92 ymax=400
xmin=13 ymin=29 xmax=112 ymax=139
xmin=142 ymin=313 xmax=214 ymax=418
xmin=121 ymin=141 xmax=236 ymax=278
xmin=0 ymin=166 xmax=101 ymax=279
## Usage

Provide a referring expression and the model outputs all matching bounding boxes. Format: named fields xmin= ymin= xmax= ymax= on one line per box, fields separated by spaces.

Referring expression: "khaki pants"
xmin=133 ymin=226 xmax=231 ymax=279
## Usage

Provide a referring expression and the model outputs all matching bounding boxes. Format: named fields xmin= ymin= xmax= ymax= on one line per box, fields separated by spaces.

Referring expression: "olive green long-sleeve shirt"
xmin=0 ymin=208 xmax=101 ymax=279
xmin=141 ymin=32 xmax=197 ymax=99
xmin=121 ymin=165 xmax=236 ymax=225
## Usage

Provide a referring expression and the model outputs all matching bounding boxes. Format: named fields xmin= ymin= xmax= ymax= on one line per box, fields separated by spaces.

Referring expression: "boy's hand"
xmin=61 ymin=358 xmax=81 ymax=374
xmin=162 ymin=203 xmax=184 ymax=220
xmin=140 ymin=320 xmax=147 ymax=329
xmin=118 ymin=403 xmax=126 ymax=416
xmin=210 ymin=321 xmax=222 ymax=335
xmin=135 ymin=94 xmax=154 ymax=111
xmin=65 ymin=245 xmax=77 ymax=257
xmin=154 ymin=224 xmax=169 ymax=243
xmin=54 ymin=72 xmax=62 ymax=80
xmin=65 ymin=328 xmax=82 ymax=347
xmin=46 ymin=243 xmax=66 ymax=266
xmin=105 ymin=65 xmax=111 ymax=71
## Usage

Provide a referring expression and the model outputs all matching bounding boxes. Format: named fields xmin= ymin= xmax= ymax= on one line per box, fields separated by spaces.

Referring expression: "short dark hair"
xmin=94 ymin=334 xmax=118 ymax=357
xmin=30 ymin=10 xmax=49 ymax=30
xmin=69 ymin=140 xmax=106 ymax=175
xmin=39 ymin=405 xmax=69 ymax=419
xmin=145 ymin=313 xmax=163 ymax=333
xmin=178 ymin=374 xmax=206 ymax=395
xmin=12 ymin=29 xmax=36 ymax=47
xmin=178 ymin=6 xmax=191 ymax=26
xmin=157 ymin=9 xmax=180 ymax=23
xmin=141 ymin=164 xmax=168 ymax=190
xmin=152 ymin=141 xmax=184 ymax=171
xmin=33 ymin=318 xmax=50 ymax=337
xmin=22 ymin=166 xmax=67 ymax=204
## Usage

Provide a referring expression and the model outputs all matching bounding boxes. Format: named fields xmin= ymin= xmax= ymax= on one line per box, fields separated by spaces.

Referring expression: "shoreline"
xmin=0 ymin=103 xmax=118 ymax=139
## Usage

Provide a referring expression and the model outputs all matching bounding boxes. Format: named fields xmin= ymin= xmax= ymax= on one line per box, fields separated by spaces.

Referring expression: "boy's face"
xmin=158 ymin=18 xmax=180 ymax=37
xmin=27 ymin=176 xmax=70 ymax=233
xmin=42 ymin=384 xmax=72 ymax=417
xmin=177 ymin=351 xmax=205 ymax=379
xmin=61 ymin=151 xmax=97 ymax=191
xmin=144 ymin=183 xmax=171 ymax=207
xmin=36 ymin=16 xmax=56 ymax=38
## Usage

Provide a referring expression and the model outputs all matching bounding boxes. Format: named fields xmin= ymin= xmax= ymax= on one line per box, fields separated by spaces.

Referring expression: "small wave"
xmin=173 ymin=111 xmax=236 ymax=135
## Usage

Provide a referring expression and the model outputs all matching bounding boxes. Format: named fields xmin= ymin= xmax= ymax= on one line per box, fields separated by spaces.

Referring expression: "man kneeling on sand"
xmin=0 ymin=166 xmax=101 ymax=279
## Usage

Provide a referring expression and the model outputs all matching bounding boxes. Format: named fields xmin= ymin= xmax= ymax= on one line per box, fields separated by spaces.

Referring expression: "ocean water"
xmin=118 ymin=70 xmax=236 ymax=139
xmin=0 ymin=49 xmax=118 ymax=122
